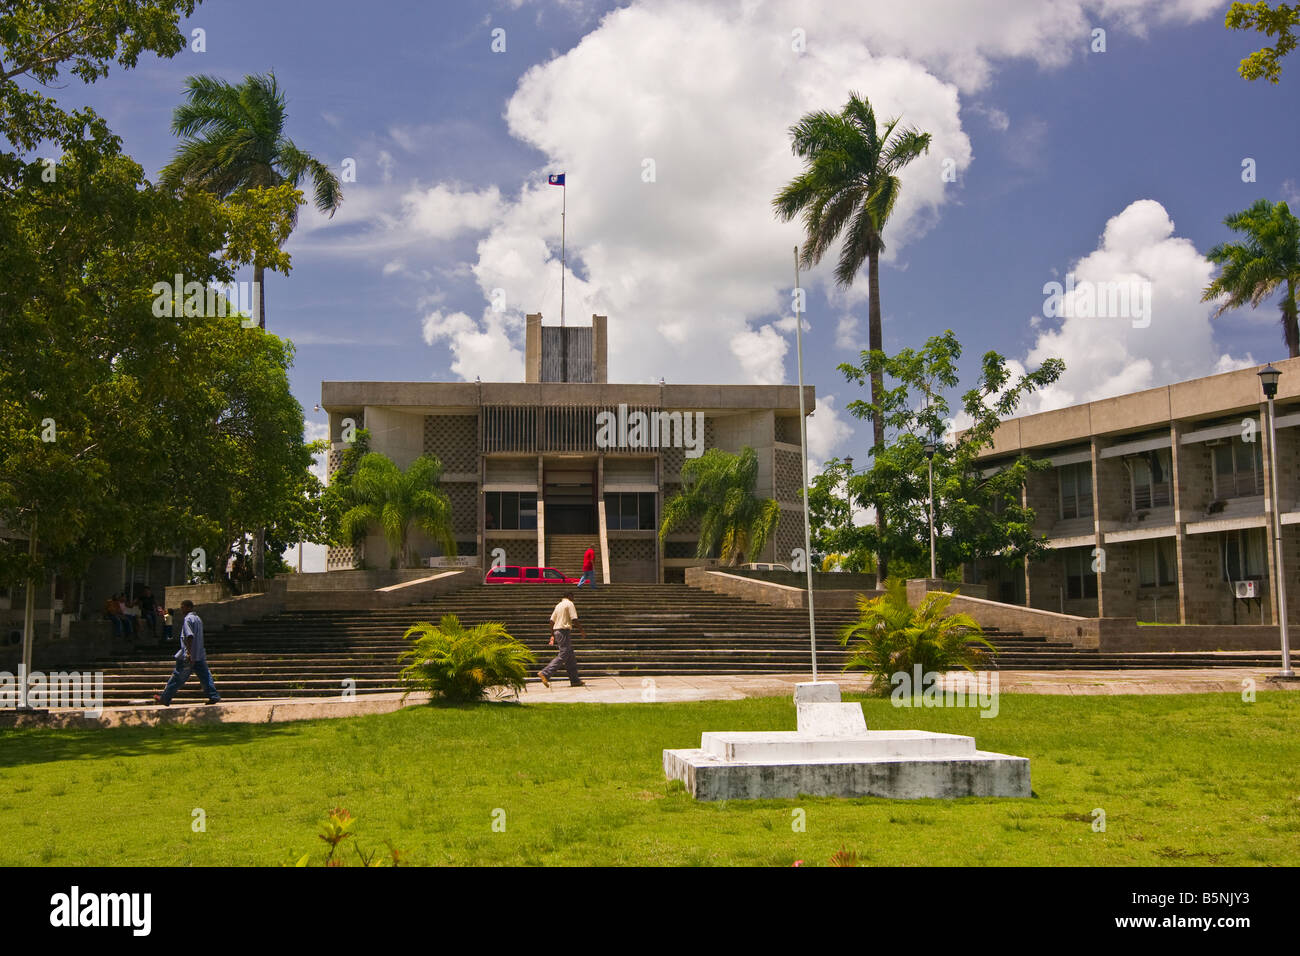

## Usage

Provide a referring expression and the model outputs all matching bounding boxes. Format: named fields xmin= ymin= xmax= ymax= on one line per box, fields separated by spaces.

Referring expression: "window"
xmin=485 ymin=492 xmax=538 ymax=530
xmin=1222 ymin=528 xmax=1266 ymax=581
xmin=543 ymin=569 xmax=565 ymax=580
xmin=1064 ymin=548 xmax=1098 ymax=599
xmin=486 ymin=566 xmax=520 ymax=580
xmin=604 ymin=492 xmax=656 ymax=530
xmin=1213 ymin=438 xmax=1264 ymax=499
xmin=1132 ymin=449 xmax=1172 ymax=510
xmin=524 ymin=568 xmax=540 ymax=580
xmin=1059 ymin=463 xmax=1094 ymax=520
xmin=1137 ymin=539 xmax=1175 ymax=587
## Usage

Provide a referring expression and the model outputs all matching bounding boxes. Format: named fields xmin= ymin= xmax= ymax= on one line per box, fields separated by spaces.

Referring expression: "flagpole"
xmin=560 ymin=181 xmax=566 ymax=329
xmin=794 ymin=247 xmax=817 ymax=682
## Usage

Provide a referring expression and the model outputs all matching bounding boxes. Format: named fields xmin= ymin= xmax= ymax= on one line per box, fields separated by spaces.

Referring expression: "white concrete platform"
xmin=699 ymin=729 xmax=976 ymax=762
xmin=663 ymin=680 xmax=1031 ymax=800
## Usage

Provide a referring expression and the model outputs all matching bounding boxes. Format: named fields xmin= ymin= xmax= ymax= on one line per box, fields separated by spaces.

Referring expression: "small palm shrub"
xmin=398 ymin=615 xmax=536 ymax=702
xmin=838 ymin=579 xmax=994 ymax=695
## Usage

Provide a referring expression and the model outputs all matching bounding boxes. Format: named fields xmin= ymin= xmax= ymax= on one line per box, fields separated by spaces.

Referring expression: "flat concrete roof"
xmin=321 ymin=381 xmax=817 ymax=414
xmin=978 ymin=356 xmax=1300 ymax=459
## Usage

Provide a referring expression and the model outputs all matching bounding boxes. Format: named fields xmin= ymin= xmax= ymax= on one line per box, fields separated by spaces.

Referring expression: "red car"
xmin=483 ymin=565 xmax=578 ymax=585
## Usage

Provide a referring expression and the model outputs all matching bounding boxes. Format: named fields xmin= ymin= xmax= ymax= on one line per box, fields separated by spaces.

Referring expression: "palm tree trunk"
xmin=867 ymin=248 xmax=888 ymax=583
xmin=255 ymin=259 xmax=266 ymax=331
xmin=1284 ymin=278 xmax=1298 ymax=358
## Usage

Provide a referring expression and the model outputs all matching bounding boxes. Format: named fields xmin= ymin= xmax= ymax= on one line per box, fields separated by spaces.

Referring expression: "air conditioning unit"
xmin=1234 ymin=580 xmax=1257 ymax=599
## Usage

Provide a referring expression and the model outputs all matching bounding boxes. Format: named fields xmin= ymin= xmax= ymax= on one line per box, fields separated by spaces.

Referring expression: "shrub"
xmin=398 ymin=614 xmax=536 ymax=702
xmin=838 ymin=579 xmax=993 ymax=695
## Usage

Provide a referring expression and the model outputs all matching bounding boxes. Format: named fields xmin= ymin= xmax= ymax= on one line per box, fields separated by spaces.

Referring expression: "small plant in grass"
xmin=828 ymin=846 xmax=859 ymax=867
xmin=292 ymin=807 xmax=405 ymax=867
xmin=398 ymin=614 xmax=536 ymax=703
xmin=838 ymin=578 xmax=994 ymax=695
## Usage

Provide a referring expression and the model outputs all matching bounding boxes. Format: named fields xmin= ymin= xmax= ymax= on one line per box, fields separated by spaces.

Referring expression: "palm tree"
xmin=659 ymin=447 xmax=780 ymax=565
xmin=838 ymin=579 xmax=994 ymax=696
xmin=162 ymin=72 xmax=342 ymax=581
xmin=1202 ymin=198 xmax=1300 ymax=357
xmin=339 ymin=453 xmax=456 ymax=569
xmin=161 ymin=71 xmax=343 ymax=330
xmin=399 ymin=615 xmax=536 ymax=702
xmin=773 ymin=92 xmax=931 ymax=582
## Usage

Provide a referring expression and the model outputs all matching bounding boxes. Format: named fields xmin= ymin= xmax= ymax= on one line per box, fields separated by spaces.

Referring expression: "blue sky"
xmin=45 ymin=0 xmax=1300 ymax=469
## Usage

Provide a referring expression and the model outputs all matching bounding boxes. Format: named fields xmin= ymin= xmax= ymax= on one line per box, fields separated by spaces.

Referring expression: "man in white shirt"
xmin=538 ymin=591 xmax=587 ymax=688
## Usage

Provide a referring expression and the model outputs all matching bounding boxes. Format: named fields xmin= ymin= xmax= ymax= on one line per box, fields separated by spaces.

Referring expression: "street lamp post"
xmin=842 ymin=456 xmax=854 ymax=570
xmin=1258 ymin=364 xmax=1294 ymax=677
xmin=924 ymin=438 xmax=937 ymax=580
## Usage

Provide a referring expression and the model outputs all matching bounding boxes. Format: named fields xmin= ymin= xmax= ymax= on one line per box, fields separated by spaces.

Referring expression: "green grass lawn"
xmin=1 ymin=692 xmax=1297 ymax=866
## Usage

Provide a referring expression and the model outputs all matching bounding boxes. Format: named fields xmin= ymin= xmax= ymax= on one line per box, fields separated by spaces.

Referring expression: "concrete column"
xmin=536 ymin=456 xmax=546 ymax=566
xmin=1170 ymin=421 xmax=1191 ymax=624
xmin=596 ymin=455 xmax=611 ymax=583
xmin=1261 ymin=400 xmax=1282 ymax=625
xmin=1090 ymin=438 xmax=1109 ymax=617
xmin=525 ymin=313 xmax=542 ymax=383
xmin=592 ymin=314 xmax=608 ymax=384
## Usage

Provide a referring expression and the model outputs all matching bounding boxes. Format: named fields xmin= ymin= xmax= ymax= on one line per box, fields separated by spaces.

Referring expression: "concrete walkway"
xmin=4 ymin=668 xmax=1297 ymax=729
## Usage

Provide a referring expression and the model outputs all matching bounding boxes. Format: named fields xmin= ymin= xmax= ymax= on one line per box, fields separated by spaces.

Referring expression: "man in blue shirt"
xmin=153 ymin=600 xmax=222 ymax=705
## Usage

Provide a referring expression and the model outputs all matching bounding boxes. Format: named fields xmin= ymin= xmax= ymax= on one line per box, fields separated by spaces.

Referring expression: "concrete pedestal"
xmin=663 ymin=681 xmax=1030 ymax=800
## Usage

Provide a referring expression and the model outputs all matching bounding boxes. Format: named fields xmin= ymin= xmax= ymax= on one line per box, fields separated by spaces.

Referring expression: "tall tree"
xmin=160 ymin=71 xmax=343 ymax=330
xmin=161 ymin=71 xmax=343 ymax=578
xmin=338 ymin=454 xmax=456 ymax=570
xmin=1227 ymin=2 xmax=1298 ymax=82
xmin=1202 ymin=199 xmax=1300 ymax=357
xmin=659 ymin=447 xmax=780 ymax=566
xmin=773 ymin=92 xmax=931 ymax=582
xmin=833 ymin=331 xmax=1064 ymax=579
xmin=0 ymin=0 xmax=198 ymax=153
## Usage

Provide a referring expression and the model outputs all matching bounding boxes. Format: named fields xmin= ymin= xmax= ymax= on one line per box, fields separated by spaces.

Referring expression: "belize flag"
xmin=548 ymin=173 xmax=566 ymax=186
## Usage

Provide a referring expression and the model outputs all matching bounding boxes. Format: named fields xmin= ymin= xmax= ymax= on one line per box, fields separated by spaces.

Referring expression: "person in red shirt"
xmin=577 ymin=545 xmax=597 ymax=589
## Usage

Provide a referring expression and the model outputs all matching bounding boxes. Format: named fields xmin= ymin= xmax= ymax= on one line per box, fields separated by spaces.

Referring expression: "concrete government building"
xmin=968 ymin=356 xmax=1300 ymax=626
xmin=321 ymin=315 xmax=815 ymax=583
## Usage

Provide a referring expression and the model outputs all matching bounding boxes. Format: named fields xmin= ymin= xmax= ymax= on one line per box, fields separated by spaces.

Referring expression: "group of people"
xmin=102 ymin=587 xmax=169 ymax=641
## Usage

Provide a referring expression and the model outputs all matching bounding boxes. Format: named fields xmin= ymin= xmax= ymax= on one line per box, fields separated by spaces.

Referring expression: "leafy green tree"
xmin=1202 ymin=198 xmax=1300 ymax=357
xmin=1227 ymin=2 xmax=1298 ymax=82
xmin=833 ymin=330 xmax=1064 ymax=579
xmin=659 ymin=447 xmax=780 ymax=566
xmin=399 ymin=615 xmax=536 ymax=702
xmin=773 ymin=92 xmax=931 ymax=582
xmin=161 ymin=70 xmax=342 ymax=579
xmin=839 ymin=580 xmax=994 ymax=695
xmin=0 ymin=149 xmax=300 ymax=593
xmin=173 ymin=319 xmax=323 ymax=589
xmin=338 ymin=453 xmax=456 ymax=569
xmin=161 ymin=71 xmax=343 ymax=331
xmin=0 ymin=0 xmax=198 ymax=153
xmin=806 ymin=458 xmax=872 ymax=572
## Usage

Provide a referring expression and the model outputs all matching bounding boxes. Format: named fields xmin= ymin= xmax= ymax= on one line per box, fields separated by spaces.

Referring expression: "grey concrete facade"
xmin=970 ymin=357 xmax=1300 ymax=626
xmin=322 ymin=316 xmax=816 ymax=582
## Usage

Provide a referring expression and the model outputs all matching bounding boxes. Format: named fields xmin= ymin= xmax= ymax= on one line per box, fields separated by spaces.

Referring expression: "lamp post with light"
xmin=842 ymin=456 xmax=854 ymax=571
xmin=924 ymin=437 xmax=937 ymax=580
xmin=1258 ymin=364 xmax=1293 ymax=677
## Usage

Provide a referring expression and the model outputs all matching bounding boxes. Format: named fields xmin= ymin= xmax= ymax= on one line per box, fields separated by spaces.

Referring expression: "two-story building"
xmin=969 ymin=357 xmax=1300 ymax=626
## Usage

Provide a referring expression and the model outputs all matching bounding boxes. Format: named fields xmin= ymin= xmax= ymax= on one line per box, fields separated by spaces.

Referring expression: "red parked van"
xmin=483 ymin=566 xmax=578 ymax=585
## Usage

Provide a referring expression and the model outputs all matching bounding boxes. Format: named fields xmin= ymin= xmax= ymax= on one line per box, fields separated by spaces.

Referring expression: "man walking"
xmin=153 ymin=599 xmax=222 ymax=705
xmin=576 ymin=544 xmax=597 ymax=589
xmin=537 ymin=591 xmax=587 ymax=688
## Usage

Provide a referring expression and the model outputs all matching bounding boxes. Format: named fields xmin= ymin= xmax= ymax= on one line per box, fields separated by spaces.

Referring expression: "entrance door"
xmin=543 ymin=464 xmax=596 ymax=534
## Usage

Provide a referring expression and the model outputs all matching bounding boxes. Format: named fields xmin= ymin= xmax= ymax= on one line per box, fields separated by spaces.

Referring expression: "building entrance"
xmin=543 ymin=463 xmax=597 ymax=535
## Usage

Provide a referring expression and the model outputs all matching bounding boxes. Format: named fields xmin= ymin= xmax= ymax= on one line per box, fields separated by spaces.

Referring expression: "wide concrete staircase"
xmin=72 ymin=583 xmax=1285 ymax=705
xmin=544 ymin=534 xmax=600 ymax=579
